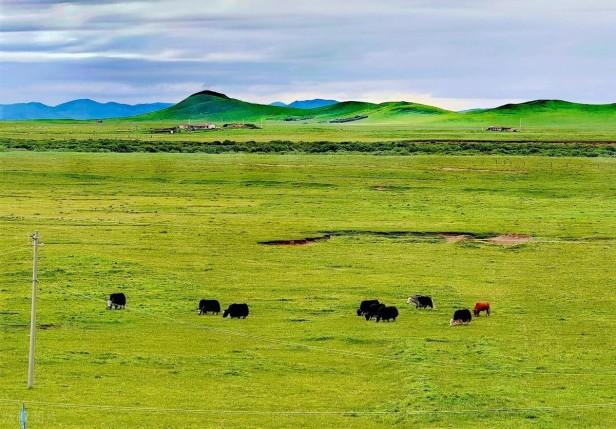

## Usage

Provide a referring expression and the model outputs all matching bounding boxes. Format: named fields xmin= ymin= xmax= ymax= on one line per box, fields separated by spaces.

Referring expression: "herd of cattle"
xmin=358 ymin=295 xmax=491 ymax=325
xmin=107 ymin=292 xmax=491 ymax=325
xmin=107 ymin=293 xmax=249 ymax=318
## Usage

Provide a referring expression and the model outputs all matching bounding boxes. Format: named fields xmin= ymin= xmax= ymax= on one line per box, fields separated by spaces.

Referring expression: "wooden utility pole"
xmin=27 ymin=232 xmax=39 ymax=389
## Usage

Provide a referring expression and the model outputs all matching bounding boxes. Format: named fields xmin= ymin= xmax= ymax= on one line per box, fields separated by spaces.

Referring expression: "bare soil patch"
xmin=440 ymin=233 xmax=468 ymax=243
xmin=260 ymin=230 xmax=534 ymax=246
xmin=487 ymin=234 xmax=532 ymax=245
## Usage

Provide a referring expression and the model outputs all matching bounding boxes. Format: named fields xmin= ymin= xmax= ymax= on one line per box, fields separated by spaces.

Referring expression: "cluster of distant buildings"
xmin=150 ymin=122 xmax=262 ymax=134
xmin=484 ymin=125 xmax=519 ymax=132
xmin=150 ymin=123 xmax=216 ymax=134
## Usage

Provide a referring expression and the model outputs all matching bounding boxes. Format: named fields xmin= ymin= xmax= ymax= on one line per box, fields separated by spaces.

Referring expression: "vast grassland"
xmin=3 ymin=118 xmax=616 ymax=146
xmin=1 ymin=153 xmax=615 ymax=428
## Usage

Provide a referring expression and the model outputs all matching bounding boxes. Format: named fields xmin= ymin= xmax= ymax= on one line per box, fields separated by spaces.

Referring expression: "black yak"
xmin=107 ymin=293 xmax=126 ymax=310
xmin=376 ymin=306 xmax=399 ymax=322
xmin=223 ymin=303 xmax=249 ymax=319
xmin=450 ymin=309 xmax=472 ymax=326
xmin=357 ymin=299 xmax=380 ymax=316
xmin=364 ymin=303 xmax=386 ymax=321
xmin=198 ymin=299 xmax=221 ymax=315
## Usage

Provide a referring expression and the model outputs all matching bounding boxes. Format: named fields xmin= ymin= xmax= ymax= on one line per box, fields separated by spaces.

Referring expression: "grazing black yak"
xmin=364 ymin=303 xmax=386 ymax=321
xmin=450 ymin=309 xmax=472 ymax=326
xmin=223 ymin=303 xmax=249 ymax=319
xmin=357 ymin=299 xmax=380 ymax=316
xmin=107 ymin=293 xmax=126 ymax=310
xmin=198 ymin=299 xmax=221 ymax=315
xmin=376 ymin=306 xmax=399 ymax=322
xmin=407 ymin=295 xmax=434 ymax=309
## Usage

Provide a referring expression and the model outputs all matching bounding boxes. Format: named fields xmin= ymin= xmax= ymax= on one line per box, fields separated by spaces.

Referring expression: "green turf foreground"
xmin=1 ymin=153 xmax=615 ymax=428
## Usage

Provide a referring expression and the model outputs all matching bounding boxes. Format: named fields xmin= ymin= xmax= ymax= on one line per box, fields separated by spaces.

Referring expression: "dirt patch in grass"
xmin=486 ymin=234 xmax=532 ymax=245
xmin=259 ymin=234 xmax=331 ymax=246
xmin=261 ymin=230 xmax=534 ymax=246
xmin=441 ymin=233 xmax=468 ymax=243
xmin=323 ymin=230 xmax=493 ymax=241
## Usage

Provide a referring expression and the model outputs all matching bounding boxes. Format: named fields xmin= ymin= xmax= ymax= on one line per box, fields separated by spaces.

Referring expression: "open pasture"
xmin=1 ymin=153 xmax=615 ymax=428
xmin=3 ymin=113 xmax=616 ymax=146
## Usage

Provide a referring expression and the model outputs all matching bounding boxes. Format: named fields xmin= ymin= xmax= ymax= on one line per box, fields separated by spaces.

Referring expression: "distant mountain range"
xmin=0 ymin=99 xmax=172 ymax=120
xmin=270 ymin=99 xmax=339 ymax=109
xmin=137 ymin=90 xmax=616 ymax=126
xmin=3 ymin=91 xmax=615 ymax=126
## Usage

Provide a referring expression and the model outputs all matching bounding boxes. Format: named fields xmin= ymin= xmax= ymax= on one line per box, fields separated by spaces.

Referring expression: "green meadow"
xmin=1 ymin=153 xmax=615 ymax=428
xmin=2 ymin=94 xmax=616 ymax=147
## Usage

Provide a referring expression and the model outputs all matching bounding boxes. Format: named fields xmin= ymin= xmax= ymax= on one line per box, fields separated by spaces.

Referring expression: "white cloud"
xmin=1 ymin=0 xmax=615 ymax=105
xmin=0 ymin=50 xmax=268 ymax=63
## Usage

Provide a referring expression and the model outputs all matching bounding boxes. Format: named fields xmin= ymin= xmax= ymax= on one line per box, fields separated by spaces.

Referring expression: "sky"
xmin=1 ymin=0 xmax=615 ymax=110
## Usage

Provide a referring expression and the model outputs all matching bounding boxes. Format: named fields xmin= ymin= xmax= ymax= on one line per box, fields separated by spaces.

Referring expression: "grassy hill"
xmin=137 ymin=91 xmax=616 ymax=131
xmin=459 ymin=100 xmax=616 ymax=129
xmin=138 ymin=90 xmax=453 ymax=122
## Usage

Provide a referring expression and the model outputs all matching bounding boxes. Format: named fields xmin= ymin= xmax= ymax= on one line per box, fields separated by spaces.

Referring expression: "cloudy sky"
xmin=1 ymin=0 xmax=615 ymax=109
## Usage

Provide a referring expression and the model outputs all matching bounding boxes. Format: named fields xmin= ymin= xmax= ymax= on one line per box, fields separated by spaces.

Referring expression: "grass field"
xmin=1 ymin=153 xmax=615 ymax=428
xmin=3 ymin=118 xmax=616 ymax=145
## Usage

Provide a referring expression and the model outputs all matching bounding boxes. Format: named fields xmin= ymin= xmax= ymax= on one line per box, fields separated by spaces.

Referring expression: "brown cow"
xmin=473 ymin=302 xmax=491 ymax=317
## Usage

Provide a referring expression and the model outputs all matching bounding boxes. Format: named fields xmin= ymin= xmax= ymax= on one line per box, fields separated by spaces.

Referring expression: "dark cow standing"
xmin=376 ymin=306 xmax=399 ymax=322
xmin=364 ymin=303 xmax=386 ymax=321
xmin=198 ymin=299 xmax=221 ymax=315
xmin=357 ymin=299 xmax=380 ymax=316
xmin=407 ymin=295 xmax=434 ymax=309
xmin=107 ymin=293 xmax=126 ymax=310
xmin=473 ymin=302 xmax=491 ymax=317
xmin=450 ymin=308 xmax=472 ymax=326
xmin=223 ymin=303 xmax=249 ymax=319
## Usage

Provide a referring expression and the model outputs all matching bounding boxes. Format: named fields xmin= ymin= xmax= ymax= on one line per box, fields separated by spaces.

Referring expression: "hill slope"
xmin=140 ymin=91 xmax=452 ymax=122
xmin=137 ymin=91 xmax=616 ymax=128
xmin=0 ymin=99 xmax=172 ymax=120
xmin=461 ymin=99 xmax=616 ymax=127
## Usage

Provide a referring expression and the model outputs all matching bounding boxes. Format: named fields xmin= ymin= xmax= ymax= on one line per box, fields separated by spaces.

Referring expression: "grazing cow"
xmin=223 ymin=303 xmax=249 ymax=319
xmin=376 ymin=306 xmax=399 ymax=322
xmin=357 ymin=299 xmax=380 ymax=316
xmin=198 ymin=299 xmax=221 ymax=315
xmin=364 ymin=303 xmax=386 ymax=321
xmin=473 ymin=302 xmax=491 ymax=317
xmin=407 ymin=295 xmax=434 ymax=309
xmin=107 ymin=293 xmax=126 ymax=310
xmin=450 ymin=309 xmax=472 ymax=326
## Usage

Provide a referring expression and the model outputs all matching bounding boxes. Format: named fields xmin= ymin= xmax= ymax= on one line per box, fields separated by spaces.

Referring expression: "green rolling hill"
xmin=136 ymin=90 xmax=616 ymax=129
xmin=137 ymin=90 xmax=452 ymax=122
xmin=459 ymin=99 xmax=616 ymax=129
